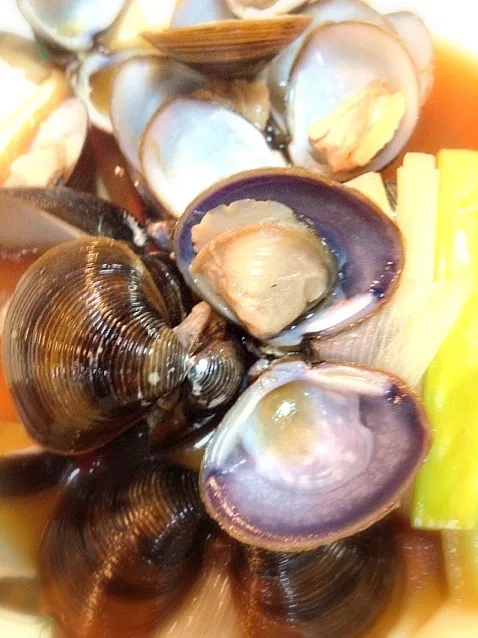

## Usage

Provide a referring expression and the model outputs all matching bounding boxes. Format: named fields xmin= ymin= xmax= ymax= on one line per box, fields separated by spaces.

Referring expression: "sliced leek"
xmin=413 ymin=150 xmax=478 ymax=529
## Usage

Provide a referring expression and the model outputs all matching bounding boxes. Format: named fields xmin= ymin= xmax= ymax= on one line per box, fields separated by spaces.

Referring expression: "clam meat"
xmin=286 ymin=21 xmax=420 ymax=180
xmin=190 ymin=199 xmax=335 ymax=340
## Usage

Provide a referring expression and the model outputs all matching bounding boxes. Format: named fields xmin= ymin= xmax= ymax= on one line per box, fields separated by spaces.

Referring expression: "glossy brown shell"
xmin=230 ymin=521 xmax=400 ymax=638
xmin=2 ymin=237 xmax=189 ymax=454
xmin=40 ymin=456 xmax=208 ymax=638
xmin=142 ymin=15 xmax=312 ymax=78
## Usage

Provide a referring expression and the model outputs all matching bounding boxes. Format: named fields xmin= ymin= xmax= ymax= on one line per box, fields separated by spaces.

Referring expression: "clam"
xmin=267 ymin=0 xmax=391 ymax=130
xmin=16 ymin=0 xmax=127 ymax=53
xmin=175 ymin=168 xmax=403 ymax=348
xmin=40 ymin=455 xmax=208 ymax=638
xmin=142 ymin=15 xmax=312 ymax=78
xmin=140 ymin=98 xmax=287 ymax=219
xmin=200 ymin=358 xmax=430 ymax=551
xmin=0 ymin=33 xmax=91 ymax=189
xmin=230 ymin=521 xmax=400 ymax=637
xmin=286 ymin=21 xmax=420 ymax=179
xmin=2 ymin=237 xmax=189 ymax=454
xmin=2 ymin=237 xmax=244 ymax=454
xmin=385 ymin=11 xmax=435 ymax=104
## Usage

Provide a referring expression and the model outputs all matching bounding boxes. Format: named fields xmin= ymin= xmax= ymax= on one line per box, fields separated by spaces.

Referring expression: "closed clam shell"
xmin=230 ymin=521 xmax=400 ymax=637
xmin=40 ymin=456 xmax=208 ymax=638
xmin=142 ymin=15 xmax=312 ymax=78
xmin=2 ymin=237 xmax=189 ymax=454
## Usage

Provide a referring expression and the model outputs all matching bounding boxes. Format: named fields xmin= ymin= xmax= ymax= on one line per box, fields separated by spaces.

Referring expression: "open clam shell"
xmin=287 ymin=21 xmax=421 ymax=179
xmin=175 ymin=168 xmax=404 ymax=348
xmin=111 ymin=55 xmax=205 ymax=175
xmin=140 ymin=98 xmax=287 ymax=219
xmin=17 ymin=0 xmax=127 ymax=52
xmin=2 ymin=187 xmax=151 ymax=251
xmin=67 ymin=49 xmax=147 ymax=134
xmin=142 ymin=15 xmax=312 ymax=78
xmin=267 ymin=0 xmax=391 ymax=129
xmin=0 ymin=34 xmax=91 ymax=189
xmin=200 ymin=359 xmax=430 ymax=551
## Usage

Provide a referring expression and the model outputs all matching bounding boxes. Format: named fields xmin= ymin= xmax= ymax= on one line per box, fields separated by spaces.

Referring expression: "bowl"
xmin=0 ymin=0 xmax=475 ymax=635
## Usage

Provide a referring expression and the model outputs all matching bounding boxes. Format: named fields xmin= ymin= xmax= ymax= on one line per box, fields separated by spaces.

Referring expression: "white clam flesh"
xmin=287 ymin=21 xmax=420 ymax=179
xmin=190 ymin=199 xmax=336 ymax=340
xmin=139 ymin=98 xmax=287 ymax=218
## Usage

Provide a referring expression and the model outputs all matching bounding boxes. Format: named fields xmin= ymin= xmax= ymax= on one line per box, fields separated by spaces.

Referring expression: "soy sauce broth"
xmin=0 ymin=37 xmax=475 ymax=632
xmin=385 ymin=41 xmax=478 ymax=176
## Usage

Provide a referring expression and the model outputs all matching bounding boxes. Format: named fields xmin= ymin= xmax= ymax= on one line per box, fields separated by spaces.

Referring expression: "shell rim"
xmin=199 ymin=359 xmax=431 ymax=552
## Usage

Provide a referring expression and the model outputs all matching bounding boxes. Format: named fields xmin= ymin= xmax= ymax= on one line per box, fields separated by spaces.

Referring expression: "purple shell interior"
xmin=200 ymin=362 xmax=429 ymax=550
xmin=175 ymin=170 xmax=403 ymax=340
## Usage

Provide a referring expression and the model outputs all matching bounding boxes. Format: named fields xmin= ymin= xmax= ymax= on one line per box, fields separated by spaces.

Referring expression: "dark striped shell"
xmin=2 ymin=237 xmax=189 ymax=454
xmin=40 ymin=456 xmax=208 ymax=638
xmin=230 ymin=521 xmax=400 ymax=638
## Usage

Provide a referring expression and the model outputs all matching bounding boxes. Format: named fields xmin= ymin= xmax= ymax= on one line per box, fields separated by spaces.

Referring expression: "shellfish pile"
xmin=0 ymin=1 xmax=438 ymax=637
